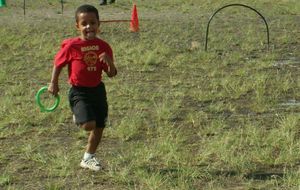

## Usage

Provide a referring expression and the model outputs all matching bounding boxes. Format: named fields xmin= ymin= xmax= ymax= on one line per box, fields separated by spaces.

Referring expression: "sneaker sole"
xmin=80 ymin=162 xmax=101 ymax=171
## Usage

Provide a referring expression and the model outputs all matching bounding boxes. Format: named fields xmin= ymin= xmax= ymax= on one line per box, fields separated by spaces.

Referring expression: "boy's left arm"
xmin=99 ymin=52 xmax=117 ymax=77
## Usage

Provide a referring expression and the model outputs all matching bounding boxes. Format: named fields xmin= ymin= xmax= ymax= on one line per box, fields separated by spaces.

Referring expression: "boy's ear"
xmin=75 ymin=22 xmax=79 ymax=30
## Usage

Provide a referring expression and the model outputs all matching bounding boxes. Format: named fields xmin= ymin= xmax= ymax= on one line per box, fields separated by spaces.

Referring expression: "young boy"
xmin=48 ymin=4 xmax=117 ymax=171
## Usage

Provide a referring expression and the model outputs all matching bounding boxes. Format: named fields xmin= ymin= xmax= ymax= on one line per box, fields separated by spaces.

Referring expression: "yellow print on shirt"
xmin=81 ymin=45 xmax=99 ymax=52
xmin=83 ymin=51 xmax=98 ymax=71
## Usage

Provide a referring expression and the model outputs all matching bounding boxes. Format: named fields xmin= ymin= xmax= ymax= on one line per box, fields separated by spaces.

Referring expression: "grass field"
xmin=0 ymin=0 xmax=299 ymax=189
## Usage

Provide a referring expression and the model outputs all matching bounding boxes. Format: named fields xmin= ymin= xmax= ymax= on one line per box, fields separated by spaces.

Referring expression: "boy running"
xmin=48 ymin=4 xmax=117 ymax=171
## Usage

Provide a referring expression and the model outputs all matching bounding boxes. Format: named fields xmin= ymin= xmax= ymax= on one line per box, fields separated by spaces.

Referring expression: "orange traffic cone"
xmin=130 ymin=4 xmax=139 ymax=32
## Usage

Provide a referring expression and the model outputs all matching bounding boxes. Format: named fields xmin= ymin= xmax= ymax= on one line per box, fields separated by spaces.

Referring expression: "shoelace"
xmin=86 ymin=157 xmax=100 ymax=166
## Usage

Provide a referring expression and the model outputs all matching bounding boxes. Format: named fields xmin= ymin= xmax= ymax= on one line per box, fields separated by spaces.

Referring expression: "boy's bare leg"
xmin=80 ymin=121 xmax=104 ymax=171
xmin=87 ymin=127 xmax=103 ymax=154
xmin=81 ymin=121 xmax=104 ymax=154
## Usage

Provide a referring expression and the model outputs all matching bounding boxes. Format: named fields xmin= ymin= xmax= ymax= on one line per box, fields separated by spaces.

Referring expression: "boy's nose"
xmin=86 ymin=24 xmax=91 ymax=28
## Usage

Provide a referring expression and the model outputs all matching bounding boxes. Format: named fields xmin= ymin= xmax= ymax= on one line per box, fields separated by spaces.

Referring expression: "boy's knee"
xmin=81 ymin=121 xmax=96 ymax=131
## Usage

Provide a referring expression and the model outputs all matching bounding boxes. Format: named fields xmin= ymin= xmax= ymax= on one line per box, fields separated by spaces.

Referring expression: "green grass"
xmin=0 ymin=0 xmax=300 ymax=189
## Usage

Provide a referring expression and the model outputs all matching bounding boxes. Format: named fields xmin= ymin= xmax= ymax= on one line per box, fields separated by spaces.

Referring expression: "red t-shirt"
xmin=54 ymin=37 xmax=113 ymax=87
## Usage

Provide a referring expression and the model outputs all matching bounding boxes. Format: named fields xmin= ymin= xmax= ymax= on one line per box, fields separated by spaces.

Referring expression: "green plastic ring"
xmin=35 ymin=86 xmax=60 ymax=112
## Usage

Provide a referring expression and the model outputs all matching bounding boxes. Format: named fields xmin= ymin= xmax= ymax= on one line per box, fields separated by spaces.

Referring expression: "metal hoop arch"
xmin=204 ymin=4 xmax=270 ymax=51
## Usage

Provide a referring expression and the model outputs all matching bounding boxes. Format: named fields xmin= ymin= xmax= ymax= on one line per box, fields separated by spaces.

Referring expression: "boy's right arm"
xmin=48 ymin=65 xmax=63 ymax=96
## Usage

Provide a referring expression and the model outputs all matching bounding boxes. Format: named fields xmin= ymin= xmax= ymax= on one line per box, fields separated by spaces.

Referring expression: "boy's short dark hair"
xmin=75 ymin=4 xmax=99 ymax=22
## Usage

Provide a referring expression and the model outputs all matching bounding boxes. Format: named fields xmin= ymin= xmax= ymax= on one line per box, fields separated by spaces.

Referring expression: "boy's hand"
xmin=99 ymin=52 xmax=117 ymax=77
xmin=48 ymin=82 xmax=59 ymax=96
xmin=99 ymin=52 xmax=113 ymax=66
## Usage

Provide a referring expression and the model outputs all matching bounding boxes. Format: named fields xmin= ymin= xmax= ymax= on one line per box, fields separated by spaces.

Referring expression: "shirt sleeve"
xmin=54 ymin=40 xmax=71 ymax=68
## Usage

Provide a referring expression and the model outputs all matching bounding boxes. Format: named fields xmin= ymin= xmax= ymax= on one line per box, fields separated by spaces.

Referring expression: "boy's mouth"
xmin=86 ymin=31 xmax=94 ymax=34
xmin=85 ymin=31 xmax=96 ymax=38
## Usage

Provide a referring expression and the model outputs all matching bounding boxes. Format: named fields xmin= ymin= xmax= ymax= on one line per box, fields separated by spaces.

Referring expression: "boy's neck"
xmin=79 ymin=36 xmax=99 ymax=41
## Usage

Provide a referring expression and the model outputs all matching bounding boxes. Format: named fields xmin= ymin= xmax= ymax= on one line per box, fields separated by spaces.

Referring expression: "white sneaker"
xmin=73 ymin=114 xmax=76 ymax=124
xmin=80 ymin=157 xmax=102 ymax=171
xmin=73 ymin=115 xmax=80 ymax=126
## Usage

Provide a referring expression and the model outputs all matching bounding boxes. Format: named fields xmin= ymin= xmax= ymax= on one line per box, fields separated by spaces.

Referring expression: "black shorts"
xmin=69 ymin=82 xmax=108 ymax=128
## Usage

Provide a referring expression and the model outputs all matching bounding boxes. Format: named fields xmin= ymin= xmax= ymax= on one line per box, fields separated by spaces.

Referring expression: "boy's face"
xmin=76 ymin=12 xmax=100 ymax=40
